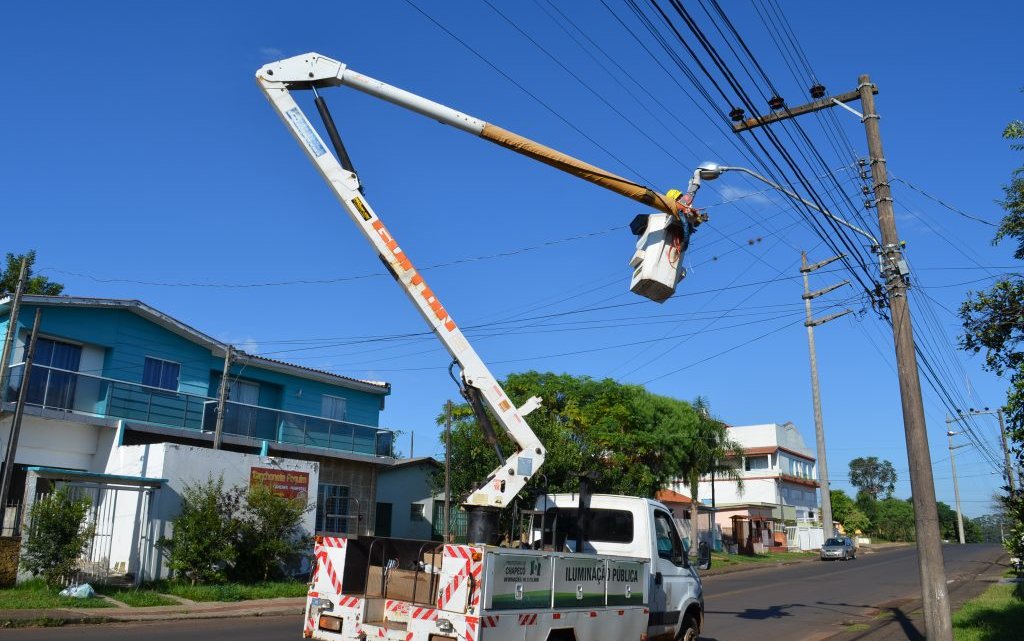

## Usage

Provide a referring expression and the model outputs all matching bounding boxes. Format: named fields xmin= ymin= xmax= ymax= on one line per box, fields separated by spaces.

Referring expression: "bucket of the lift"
xmin=628 ymin=213 xmax=690 ymax=303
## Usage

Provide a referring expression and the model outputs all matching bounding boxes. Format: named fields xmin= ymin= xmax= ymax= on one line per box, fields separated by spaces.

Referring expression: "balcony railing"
xmin=4 ymin=363 xmax=394 ymax=458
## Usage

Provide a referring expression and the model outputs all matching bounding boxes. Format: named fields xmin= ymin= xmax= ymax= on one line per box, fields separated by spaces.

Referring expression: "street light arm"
xmin=719 ymin=166 xmax=879 ymax=246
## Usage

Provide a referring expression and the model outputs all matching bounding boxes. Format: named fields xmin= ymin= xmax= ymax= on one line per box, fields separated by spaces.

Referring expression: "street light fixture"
xmin=696 ymin=162 xmax=879 ymax=245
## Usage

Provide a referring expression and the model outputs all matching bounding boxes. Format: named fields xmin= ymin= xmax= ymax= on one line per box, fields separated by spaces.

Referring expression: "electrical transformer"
xmin=628 ymin=213 xmax=692 ymax=303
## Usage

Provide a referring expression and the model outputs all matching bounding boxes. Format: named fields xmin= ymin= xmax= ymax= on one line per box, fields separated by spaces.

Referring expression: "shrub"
xmin=158 ymin=477 xmax=241 ymax=585
xmin=231 ymin=485 xmax=311 ymax=582
xmin=20 ymin=487 xmax=94 ymax=586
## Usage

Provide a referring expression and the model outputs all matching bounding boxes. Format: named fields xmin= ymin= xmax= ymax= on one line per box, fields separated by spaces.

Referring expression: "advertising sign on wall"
xmin=249 ymin=467 xmax=310 ymax=500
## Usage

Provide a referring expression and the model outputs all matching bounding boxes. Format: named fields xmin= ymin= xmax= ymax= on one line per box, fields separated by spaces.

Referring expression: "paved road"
xmin=701 ymin=543 xmax=1004 ymax=641
xmin=2 ymin=544 xmax=1005 ymax=641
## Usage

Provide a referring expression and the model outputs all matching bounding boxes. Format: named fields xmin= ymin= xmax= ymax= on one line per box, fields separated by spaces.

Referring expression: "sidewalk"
xmin=0 ymin=596 xmax=305 ymax=628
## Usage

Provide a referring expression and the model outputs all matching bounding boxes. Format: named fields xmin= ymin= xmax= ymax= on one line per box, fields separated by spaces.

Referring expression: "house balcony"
xmin=3 ymin=363 xmax=395 ymax=458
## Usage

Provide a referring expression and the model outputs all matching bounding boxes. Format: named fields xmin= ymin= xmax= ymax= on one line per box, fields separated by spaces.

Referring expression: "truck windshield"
xmin=542 ymin=508 xmax=634 ymax=544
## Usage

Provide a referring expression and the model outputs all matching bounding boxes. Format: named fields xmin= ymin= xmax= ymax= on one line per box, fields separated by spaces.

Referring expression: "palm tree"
xmin=682 ymin=397 xmax=743 ymax=550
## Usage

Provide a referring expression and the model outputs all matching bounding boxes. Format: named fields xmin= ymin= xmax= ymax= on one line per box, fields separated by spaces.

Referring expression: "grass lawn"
xmin=710 ymin=551 xmax=817 ymax=566
xmin=953 ymin=582 xmax=1024 ymax=641
xmin=146 ymin=580 xmax=307 ymax=602
xmin=0 ymin=579 xmax=113 ymax=609
xmin=93 ymin=585 xmax=179 ymax=607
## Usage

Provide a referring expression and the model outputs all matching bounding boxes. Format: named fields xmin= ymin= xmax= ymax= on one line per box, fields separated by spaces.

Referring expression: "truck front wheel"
xmin=679 ymin=613 xmax=699 ymax=641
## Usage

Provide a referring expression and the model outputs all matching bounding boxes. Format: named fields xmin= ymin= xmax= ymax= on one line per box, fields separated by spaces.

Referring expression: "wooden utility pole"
xmin=0 ymin=259 xmax=29 ymax=414
xmin=213 ymin=345 xmax=234 ymax=450
xmin=801 ymin=252 xmax=852 ymax=539
xmin=444 ymin=399 xmax=452 ymax=543
xmin=0 ymin=308 xmax=42 ymax=520
xmin=733 ymin=76 xmax=953 ymax=641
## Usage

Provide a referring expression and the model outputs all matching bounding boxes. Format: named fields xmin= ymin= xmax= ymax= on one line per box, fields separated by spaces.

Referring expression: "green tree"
xmin=843 ymin=508 xmax=871 ymax=536
xmin=231 ymin=485 xmax=312 ymax=582
xmin=437 ymin=371 xmax=702 ymax=502
xmin=682 ymin=397 xmax=742 ymax=543
xmin=973 ymin=513 xmax=1007 ymax=544
xmin=959 ymin=115 xmax=1024 ymax=564
xmin=830 ymin=489 xmax=856 ymax=523
xmin=20 ymin=487 xmax=94 ymax=586
xmin=848 ymin=457 xmax=897 ymax=499
xmin=158 ymin=477 xmax=241 ymax=585
xmin=830 ymin=489 xmax=871 ymax=534
xmin=936 ymin=501 xmax=959 ymax=541
xmin=855 ymin=490 xmax=879 ymax=527
xmin=873 ymin=498 xmax=916 ymax=541
xmin=0 ymin=251 xmax=64 ymax=296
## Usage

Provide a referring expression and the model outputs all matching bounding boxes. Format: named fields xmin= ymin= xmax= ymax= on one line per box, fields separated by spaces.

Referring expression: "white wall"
xmin=102 ymin=442 xmax=319 ymax=580
xmin=1 ymin=415 xmax=105 ymax=472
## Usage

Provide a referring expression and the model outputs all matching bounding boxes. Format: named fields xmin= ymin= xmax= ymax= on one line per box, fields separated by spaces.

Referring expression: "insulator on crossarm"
xmin=729 ymin=107 xmax=745 ymax=122
xmin=810 ymin=84 xmax=826 ymax=99
xmin=768 ymin=95 xmax=785 ymax=110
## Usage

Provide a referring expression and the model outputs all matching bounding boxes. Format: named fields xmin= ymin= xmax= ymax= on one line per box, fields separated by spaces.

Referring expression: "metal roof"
xmin=0 ymin=295 xmax=390 ymax=395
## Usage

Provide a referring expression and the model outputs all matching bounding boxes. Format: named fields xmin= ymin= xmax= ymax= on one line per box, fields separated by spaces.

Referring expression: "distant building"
xmin=375 ymin=457 xmax=441 ymax=540
xmin=1 ymin=295 xmax=399 ymax=582
xmin=673 ymin=422 xmax=819 ymax=552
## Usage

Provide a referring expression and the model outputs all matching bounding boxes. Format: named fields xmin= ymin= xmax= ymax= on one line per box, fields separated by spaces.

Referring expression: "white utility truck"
xmin=255 ymin=53 xmax=709 ymax=641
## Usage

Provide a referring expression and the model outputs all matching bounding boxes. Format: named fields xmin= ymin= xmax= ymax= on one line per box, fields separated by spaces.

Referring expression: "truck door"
xmin=648 ymin=508 xmax=692 ymax=639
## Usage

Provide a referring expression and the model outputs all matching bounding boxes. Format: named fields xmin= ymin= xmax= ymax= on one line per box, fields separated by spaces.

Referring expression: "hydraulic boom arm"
xmin=255 ymin=53 xmax=689 ymax=516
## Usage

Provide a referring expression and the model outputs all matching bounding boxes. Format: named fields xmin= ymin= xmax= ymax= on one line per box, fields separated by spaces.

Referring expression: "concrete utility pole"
xmin=444 ymin=399 xmax=452 ymax=543
xmin=997 ymin=409 xmax=1015 ymax=491
xmin=0 ymin=259 xmax=28 ymax=412
xmin=801 ymin=252 xmax=852 ymax=539
xmin=963 ymin=408 xmax=1016 ymax=492
xmin=213 ymin=345 xmax=234 ymax=450
xmin=944 ymin=422 xmax=968 ymax=545
xmin=733 ymin=75 xmax=953 ymax=640
xmin=0 ymin=308 xmax=42 ymax=522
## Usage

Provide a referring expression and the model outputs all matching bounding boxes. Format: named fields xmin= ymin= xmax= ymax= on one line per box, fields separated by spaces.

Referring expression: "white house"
xmin=677 ymin=422 xmax=820 ymax=552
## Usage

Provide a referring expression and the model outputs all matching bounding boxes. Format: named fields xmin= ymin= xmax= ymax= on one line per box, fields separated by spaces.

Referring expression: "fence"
xmin=24 ymin=482 xmax=156 ymax=586
xmin=6 ymin=363 xmax=396 ymax=457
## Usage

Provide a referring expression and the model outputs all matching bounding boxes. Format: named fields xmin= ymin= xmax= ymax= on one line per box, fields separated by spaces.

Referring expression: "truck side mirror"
xmin=698 ymin=541 xmax=711 ymax=571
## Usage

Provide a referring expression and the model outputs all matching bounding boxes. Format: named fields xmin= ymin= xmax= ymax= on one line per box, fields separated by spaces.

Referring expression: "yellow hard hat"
xmin=666 ymin=189 xmax=683 ymax=201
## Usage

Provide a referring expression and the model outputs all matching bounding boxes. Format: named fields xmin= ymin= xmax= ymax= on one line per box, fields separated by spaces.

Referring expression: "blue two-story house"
xmin=1 ymin=295 xmax=396 ymax=548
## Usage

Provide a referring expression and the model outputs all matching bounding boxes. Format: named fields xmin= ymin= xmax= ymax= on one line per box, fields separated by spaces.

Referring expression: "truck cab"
xmin=531 ymin=494 xmax=705 ymax=641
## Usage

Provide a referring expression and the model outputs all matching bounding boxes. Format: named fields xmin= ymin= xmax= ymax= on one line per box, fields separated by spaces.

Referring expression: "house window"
xmin=26 ymin=337 xmax=82 ymax=410
xmin=322 ymin=394 xmax=347 ymax=421
xmin=744 ymin=455 xmax=769 ymax=471
xmin=410 ymin=503 xmax=425 ymax=521
xmin=317 ymin=484 xmax=350 ymax=534
xmin=143 ymin=357 xmax=180 ymax=391
xmin=229 ymin=379 xmax=260 ymax=405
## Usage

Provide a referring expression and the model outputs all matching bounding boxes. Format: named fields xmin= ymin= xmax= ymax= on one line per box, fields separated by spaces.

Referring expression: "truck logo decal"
xmin=352 ymin=197 xmax=373 ymax=221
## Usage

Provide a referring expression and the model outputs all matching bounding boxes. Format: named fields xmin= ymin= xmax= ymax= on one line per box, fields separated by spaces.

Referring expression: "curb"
xmin=0 ymin=599 xmax=306 ymax=629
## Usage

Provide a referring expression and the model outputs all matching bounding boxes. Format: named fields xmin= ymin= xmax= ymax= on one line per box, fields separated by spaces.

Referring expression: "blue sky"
xmin=3 ymin=1 xmax=1021 ymax=518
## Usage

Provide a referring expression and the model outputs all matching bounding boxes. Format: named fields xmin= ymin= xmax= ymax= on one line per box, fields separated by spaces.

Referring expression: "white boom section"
xmin=256 ymin=53 xmax=543 ymax=509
